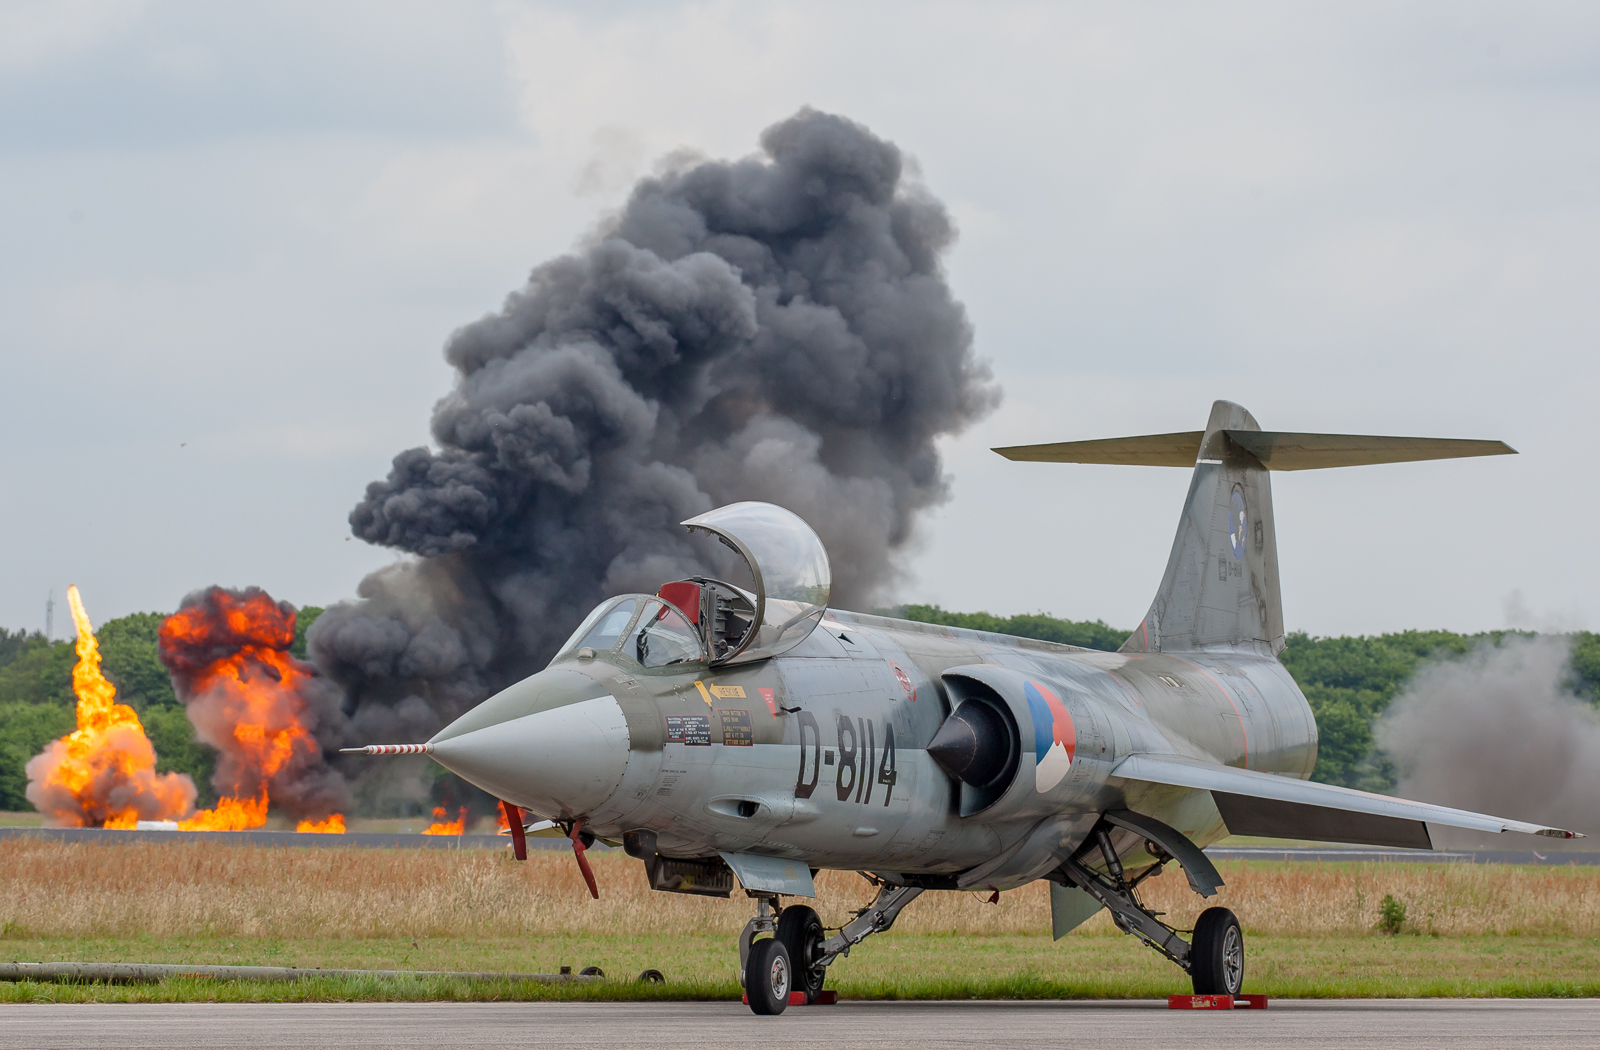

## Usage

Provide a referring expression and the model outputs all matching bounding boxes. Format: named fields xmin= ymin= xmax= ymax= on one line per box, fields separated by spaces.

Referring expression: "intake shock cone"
xmin=926 ymin=701 xmax=1011 ymax=788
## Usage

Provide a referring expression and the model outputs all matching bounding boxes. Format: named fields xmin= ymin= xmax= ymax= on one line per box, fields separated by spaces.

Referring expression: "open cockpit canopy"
xmin=678 ymin=502 xmax=830 ymax=664
xmin=552 ymin=502 xmax=830 ymax=669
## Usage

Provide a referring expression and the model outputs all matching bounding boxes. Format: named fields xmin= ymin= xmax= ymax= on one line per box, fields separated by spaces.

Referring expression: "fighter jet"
xmin=348 ymin=400 xmax=1578 ymax=1014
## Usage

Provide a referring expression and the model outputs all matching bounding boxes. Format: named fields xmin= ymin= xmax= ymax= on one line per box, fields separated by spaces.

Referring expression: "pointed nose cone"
xmin=429 ymin=670 xmax=630 ymax=819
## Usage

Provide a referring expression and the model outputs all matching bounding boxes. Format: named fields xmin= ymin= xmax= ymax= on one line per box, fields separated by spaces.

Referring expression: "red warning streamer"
xmin=501 ymin=800 xmax=527 ymax=861
xmin=569 ymin=818 xmax=600 ymax=899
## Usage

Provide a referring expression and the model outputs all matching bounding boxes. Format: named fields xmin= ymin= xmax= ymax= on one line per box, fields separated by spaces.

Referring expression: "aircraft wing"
xmin=1112 ymin=753 xmax=1581 ymax=850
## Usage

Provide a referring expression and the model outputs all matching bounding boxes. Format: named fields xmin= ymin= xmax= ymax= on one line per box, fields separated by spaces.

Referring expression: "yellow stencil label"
xmin=709 ymin=684 xmax=746 ymax=698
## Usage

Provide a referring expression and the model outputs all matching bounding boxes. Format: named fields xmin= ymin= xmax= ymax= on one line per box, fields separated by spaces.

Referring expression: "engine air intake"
xmin=928 ymin=676 xmax=1022 ymax=817
xmin=927 ymin=701 xmax=1011 ymax=787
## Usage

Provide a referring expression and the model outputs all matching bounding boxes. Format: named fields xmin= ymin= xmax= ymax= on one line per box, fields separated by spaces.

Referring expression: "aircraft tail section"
xmin=993 ymin=401 xmax=1516 ymax=656
xmin=1123 ymin=401 xmax=1283 ymax=655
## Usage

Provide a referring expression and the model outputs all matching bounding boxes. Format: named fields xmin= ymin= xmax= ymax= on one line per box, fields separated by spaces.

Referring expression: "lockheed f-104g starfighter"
xmin=349 ymin=400 xmax=1578 ymax=1014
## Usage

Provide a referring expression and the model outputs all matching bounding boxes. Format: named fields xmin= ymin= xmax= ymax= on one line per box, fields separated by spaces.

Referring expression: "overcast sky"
xmin=2 ymin=1 xmax=1596 ymax=640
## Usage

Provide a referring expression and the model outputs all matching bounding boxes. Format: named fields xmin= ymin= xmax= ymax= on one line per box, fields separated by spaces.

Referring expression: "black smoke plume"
xmin=309 ymin=109 xmax=998 ymax=780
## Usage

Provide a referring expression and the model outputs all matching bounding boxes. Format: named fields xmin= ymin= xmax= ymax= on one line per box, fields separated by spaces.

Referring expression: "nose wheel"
xmin=744 ymin=938 xmax=792 ymax=1014
xmin=739 ymin=898 xmax=819 ymax=1014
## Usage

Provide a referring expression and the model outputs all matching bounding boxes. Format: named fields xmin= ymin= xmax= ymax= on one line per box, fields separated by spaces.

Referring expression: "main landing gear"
xmin=1053 ymin=816 xmax=1245 ymax=996
xmin=739 ymin=881 xmax=924 ymax=1015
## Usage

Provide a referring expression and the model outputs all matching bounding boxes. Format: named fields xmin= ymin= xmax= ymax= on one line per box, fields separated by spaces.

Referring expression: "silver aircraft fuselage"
xmin=430 ymin=606 xmax=1315 ymax=889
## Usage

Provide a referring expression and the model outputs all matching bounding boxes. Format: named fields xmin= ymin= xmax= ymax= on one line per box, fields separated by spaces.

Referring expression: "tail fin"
xmin=994 ymin=402 xmax=1515 ymax=656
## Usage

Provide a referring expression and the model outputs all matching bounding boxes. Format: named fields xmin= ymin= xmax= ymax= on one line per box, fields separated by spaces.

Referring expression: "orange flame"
xmin=296 ymin=814 xmax=346 ymax=834
xmin=160 ymin=602 xmax=318 ymax=785
xmin=177 ymin=792 xmax=269 ymax=831
xmin=24 ymin=587 xmax=197 ymax=827
xmin=158 ymin=589 xmax=344 ymax=834
xmin=423 ymin=805 xmax=467 ymax=835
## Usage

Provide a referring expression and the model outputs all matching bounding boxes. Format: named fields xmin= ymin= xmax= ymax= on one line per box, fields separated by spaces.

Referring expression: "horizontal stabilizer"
xmin=994 ymin=431 xmax=1205 ymax=467
xmin=1225 ymin=432 xmax=1516 ymax=470
xmin=1112 ymin=753 xmax=1579 ymax=850
xmin=993 ymin=431 xmax=1515 ymax=470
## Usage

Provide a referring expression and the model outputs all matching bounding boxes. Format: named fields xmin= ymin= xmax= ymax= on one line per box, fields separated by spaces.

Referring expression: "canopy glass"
xmin=681 ymin=501 xmax=831 ymax=663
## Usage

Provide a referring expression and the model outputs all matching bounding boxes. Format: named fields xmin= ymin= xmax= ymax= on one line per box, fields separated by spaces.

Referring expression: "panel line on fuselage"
xmin=1161 ymin=654 xmax=1251 ymax=768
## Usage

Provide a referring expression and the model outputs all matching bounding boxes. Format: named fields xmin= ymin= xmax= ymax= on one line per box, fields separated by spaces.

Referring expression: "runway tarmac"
xmin=2 ymin=999 xmax=1595 ymax=1050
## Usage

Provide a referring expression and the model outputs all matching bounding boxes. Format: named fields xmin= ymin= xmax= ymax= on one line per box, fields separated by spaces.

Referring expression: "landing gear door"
xmin=682 ymin=502 xmax=831 ymax=665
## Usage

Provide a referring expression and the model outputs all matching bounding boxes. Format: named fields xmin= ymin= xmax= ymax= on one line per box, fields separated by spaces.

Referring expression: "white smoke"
xmin=1376 ymin=635 xmax=1600 ymax=847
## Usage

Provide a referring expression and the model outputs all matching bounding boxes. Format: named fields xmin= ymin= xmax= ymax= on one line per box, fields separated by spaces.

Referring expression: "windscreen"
xmin=570 ymin=598 xmax=638 ymax=654
xmin=622 ymin=599 xmax=705 ymax=668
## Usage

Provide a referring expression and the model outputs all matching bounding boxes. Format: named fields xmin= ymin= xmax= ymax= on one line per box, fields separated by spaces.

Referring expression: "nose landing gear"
xmin=738 ymin=894 xmax=789 ymax=1015
xmin=739 ymin=881 xmax=926 ymax=1015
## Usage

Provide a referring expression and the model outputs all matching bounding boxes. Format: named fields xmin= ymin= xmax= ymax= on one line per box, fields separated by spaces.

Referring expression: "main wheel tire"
xmin=776 ymin=905 xmax=826 ymax=1001
xmin=1190 ymin=907 xmax=1244 ymax=996
xmin=744 ymin=938 xmax=792 ymax=1015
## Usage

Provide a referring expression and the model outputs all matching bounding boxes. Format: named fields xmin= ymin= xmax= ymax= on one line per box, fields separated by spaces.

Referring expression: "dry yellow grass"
xmin=2 ymin=839 xmax=1597 ymax=942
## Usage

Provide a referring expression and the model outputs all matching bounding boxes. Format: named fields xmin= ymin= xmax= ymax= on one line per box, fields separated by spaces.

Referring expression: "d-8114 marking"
xmin=790 ymin=712 xmax=899 ymax=806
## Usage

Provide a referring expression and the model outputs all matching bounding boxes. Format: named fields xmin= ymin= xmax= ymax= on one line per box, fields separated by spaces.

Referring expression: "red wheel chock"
xmin=1168 ymin=994 xmax=1268 ymax=1009
xmin=741 ymin=990 xmax=839 ymax=1006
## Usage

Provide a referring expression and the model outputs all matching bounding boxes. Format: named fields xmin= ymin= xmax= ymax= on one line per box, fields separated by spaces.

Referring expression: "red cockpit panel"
xmin=658 ymin=581 xmax=701 ymax=624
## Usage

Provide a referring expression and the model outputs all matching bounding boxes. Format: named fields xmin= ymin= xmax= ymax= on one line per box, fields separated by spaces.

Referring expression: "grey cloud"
xmin=1377 ymin=635 xmax=1600 ymax=844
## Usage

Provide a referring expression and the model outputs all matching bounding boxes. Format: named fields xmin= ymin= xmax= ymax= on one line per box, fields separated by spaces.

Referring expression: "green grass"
xmin=4 ymin=933 xmax=1598 ymax=1003
xmin=5 ymin=841 xmax=1596 ymax=1003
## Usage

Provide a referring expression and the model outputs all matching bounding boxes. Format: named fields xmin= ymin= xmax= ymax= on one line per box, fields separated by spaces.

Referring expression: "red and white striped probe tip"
xmin=339 ymin=743 xmax=435 ymax=755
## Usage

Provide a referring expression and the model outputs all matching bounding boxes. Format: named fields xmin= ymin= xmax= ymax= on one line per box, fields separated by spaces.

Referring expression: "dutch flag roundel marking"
xmin=1026 ymin=681 xmax=1075 ymax=792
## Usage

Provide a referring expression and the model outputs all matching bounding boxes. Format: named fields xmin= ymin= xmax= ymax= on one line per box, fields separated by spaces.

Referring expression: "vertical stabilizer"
xmin=1120 ymin=401 xmax=1283 ymax=655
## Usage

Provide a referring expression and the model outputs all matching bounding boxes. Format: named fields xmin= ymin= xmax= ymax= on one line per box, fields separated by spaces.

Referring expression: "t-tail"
xmin=994 ymin=400 xmax=1515 ymax=656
